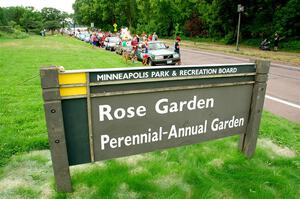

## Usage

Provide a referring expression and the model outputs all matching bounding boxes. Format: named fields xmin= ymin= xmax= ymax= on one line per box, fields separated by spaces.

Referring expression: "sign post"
xmin=40 ymin=68 xmax=72 ymax=192
xmin=40 ymin=60 xmax=270 ymax=192
xmin=239 ymin=60 xmax=270 ymax=157
xmin=236 ymin=4 xmax=244 ymax=51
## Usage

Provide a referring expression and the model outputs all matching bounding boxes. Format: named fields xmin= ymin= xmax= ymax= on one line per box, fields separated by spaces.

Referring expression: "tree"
xmin=20 ymin=7 xmax=43 ymax=33
xmin=0 ymin=7 xmax=8 ymax=26
xmin=71 ymin=0 xmax=300 ymax=40
xmin=274 ymin=0 xmax=300 ymax=38
xmin=41 ymin=7 xmax=66 ymax=34
xmin=44 ymin=21 xmax=61 ymax=34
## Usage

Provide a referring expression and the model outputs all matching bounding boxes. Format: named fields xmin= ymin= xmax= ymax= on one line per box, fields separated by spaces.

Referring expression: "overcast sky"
xmin=0 ymin=0 xmax=76 ymax=13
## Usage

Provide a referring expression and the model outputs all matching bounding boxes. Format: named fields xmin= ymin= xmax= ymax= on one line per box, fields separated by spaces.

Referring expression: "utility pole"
xmin=236 ymin=4 xmax=244 ymax=51
xmin=89 ymin=0 xmax=93 ymax=29
xmin=73 ymin=18 xmax=75 ymax=35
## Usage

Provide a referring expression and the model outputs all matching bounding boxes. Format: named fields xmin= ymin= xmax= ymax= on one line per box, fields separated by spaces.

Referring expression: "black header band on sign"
xmin=88 ymin=63 xmax=256 ymax=83
xmin=90 ymin=76 xmax=255 ymax=95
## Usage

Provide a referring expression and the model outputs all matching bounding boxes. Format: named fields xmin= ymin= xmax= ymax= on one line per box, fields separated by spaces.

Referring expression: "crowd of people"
xmin=72 ymin=27 xmax=181 ymax=65
xmin=73 ymin=27 xmax=159 ymax=48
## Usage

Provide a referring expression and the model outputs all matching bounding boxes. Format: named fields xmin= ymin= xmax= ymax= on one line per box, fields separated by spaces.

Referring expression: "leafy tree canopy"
xmin=72 ymin=0 xmax=299 ymax=42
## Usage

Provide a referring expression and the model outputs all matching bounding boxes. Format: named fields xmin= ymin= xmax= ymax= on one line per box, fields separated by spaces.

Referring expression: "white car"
xmin=105 ymin=37 xmax=121 ymax=51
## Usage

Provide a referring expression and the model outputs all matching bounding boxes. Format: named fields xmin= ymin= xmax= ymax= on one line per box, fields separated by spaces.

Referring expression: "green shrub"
xmin=0 ymin=28 xmax=29 ymax=39
xmin=0 ymin=26 xmax=14 ymax=33
xmin=12 ymin=29 xmax=29 ymax=39
xmin=222 ymin=32 xmax=235 ymax=44
xmin=280 ymin=40 xmax=300 ymax=51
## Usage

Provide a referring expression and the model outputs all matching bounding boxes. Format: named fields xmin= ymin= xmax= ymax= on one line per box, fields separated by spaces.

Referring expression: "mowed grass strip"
xmin=0 ymin=36 xmax=299 ymax=198
xmin=0 ymin=132 xmax=299 ymax=199
xmin=0 ymin=35 xmax=137 ymax=167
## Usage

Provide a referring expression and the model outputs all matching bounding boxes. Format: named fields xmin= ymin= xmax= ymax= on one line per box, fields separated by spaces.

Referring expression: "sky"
xmin=0 ymin=0 xmax=76 ymax=13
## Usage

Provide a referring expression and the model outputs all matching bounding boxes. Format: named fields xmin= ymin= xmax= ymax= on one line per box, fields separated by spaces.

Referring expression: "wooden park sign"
xmin=40 ymin=60 xmax=270 ymax=192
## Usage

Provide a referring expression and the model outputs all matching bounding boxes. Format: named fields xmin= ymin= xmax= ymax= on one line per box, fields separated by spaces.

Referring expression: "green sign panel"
xmin=40 ymin=61 xmax=270 ymax=192
xmin=91 ymin=85 xmax=252 ymax=161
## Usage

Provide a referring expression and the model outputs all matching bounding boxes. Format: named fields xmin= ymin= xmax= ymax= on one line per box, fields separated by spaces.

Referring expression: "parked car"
xmin=78 ymin=32 xmax=91 ymax=43
xmin=104 ymin=37 xmax=121 ymax=51
xmin=136 ymin=41 xmax=180 ymax=66
xmin=78 ymin=33 xmax=86 ymax=41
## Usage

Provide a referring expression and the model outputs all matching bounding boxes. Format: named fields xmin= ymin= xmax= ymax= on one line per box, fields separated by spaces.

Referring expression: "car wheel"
xmin=148 ymin=59 xmax=155 ymax=66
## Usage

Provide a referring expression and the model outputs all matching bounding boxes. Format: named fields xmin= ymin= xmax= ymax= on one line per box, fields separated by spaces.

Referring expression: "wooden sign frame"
xmin=40 ymin=60 xmax=270 ymax=192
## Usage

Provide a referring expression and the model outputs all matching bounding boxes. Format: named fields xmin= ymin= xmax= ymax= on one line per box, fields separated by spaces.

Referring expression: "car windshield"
xmin=148 ymin=42 xmax=166 ymax=50
xmin=109 ymin=37 xmax=119 ymax=42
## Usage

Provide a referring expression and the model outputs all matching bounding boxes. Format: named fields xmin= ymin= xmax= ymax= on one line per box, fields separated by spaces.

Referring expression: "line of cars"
xmin=75 ymin=31 xmax=180 ymax=66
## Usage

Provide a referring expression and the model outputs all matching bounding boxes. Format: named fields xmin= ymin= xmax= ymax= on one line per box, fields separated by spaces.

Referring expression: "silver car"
xmin=104 ymin=37 xmax=121 ymax=51
xmin=136 ymin=41 xmax=180 ymax=66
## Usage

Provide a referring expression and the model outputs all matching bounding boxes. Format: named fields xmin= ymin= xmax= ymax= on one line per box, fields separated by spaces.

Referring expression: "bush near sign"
xmin=40 ymin=60 xmax=270 ymax=192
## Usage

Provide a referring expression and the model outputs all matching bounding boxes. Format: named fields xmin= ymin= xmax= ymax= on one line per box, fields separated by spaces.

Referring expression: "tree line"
xmin=0 ymin=6 xmax=70 ymax=34
xmin=73 ymin=0 xmax=299 ymax=43
xmin=0 ymin=0 xmax=299 ymax=43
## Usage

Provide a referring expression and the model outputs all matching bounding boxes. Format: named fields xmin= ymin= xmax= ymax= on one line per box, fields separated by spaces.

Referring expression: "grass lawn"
xmin=0 ymin=35 xmax=299 ymax=199
xmin=0 ymin=35 xmax=138 ymax=167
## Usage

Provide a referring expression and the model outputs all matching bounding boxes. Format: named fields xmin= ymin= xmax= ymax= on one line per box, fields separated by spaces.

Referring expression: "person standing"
xmin=142 ymin=39 xmax=149 ymax=65
xmin=174 ymin=37 xmax=181 ymax=65
xmin=148 ymin=34 xmax=153 ymax=41
xmin=274 ymin=33 xmax=280 ymax=51
xmin=131 ymin=46 xmax=138 ymax=63
xmin=131 ymin=35 xmax=138 ymax=47
xmin=152 ymin=32 xmax=158 ymax=41
xmin=91 ymin=32 xmax=98 ymax=48
xmin=40 ymin=29 xmax=46 ymax=37
xmin=144 ymin=39 xmax=149 ymax=53
xmin=142 ymin=32 xmax=147 ymax=41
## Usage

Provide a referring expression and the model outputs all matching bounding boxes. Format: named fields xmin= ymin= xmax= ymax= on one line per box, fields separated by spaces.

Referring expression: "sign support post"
xmin=239 ymin=60 xmax=270 ymax=157
xmin=40 ymin=67 xmax=72 ymax=192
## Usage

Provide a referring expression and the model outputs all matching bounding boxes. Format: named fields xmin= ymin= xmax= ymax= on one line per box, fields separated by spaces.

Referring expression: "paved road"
xmin=180 ymin=48 xmax=300 ymax=123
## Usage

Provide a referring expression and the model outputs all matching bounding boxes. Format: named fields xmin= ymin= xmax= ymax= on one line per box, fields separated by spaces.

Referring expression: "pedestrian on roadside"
xmin=144 ymin=39 xmax=149 ymax=53
xmin=148 ymin=34 xmax=153 ymax=41
xmin=122 ymin=36 xmax=128 ymax=47
xmin=91 ymin=32 xmax=98 ymax=48
xmin=142 ymin=32 xmax=147 ymax=41
xmin=152 ymin=32 xmax=158 ymax=41
xmin=131 ymin=35 xmax=138 ymax=47
xmin=40 ymin=29 xmax=46 ymax=37
xmin=142 ymin=39 xmax=149 ymax=65
xmin=175 ymin=33 xmax=181 ymax=42
xmin=174 ymin=37 xmax=181 ymax=65
xmin=101 ymin=34 xmax=106 ymax=48
xmin=131 ymin=46 xmax=138 ymax=63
